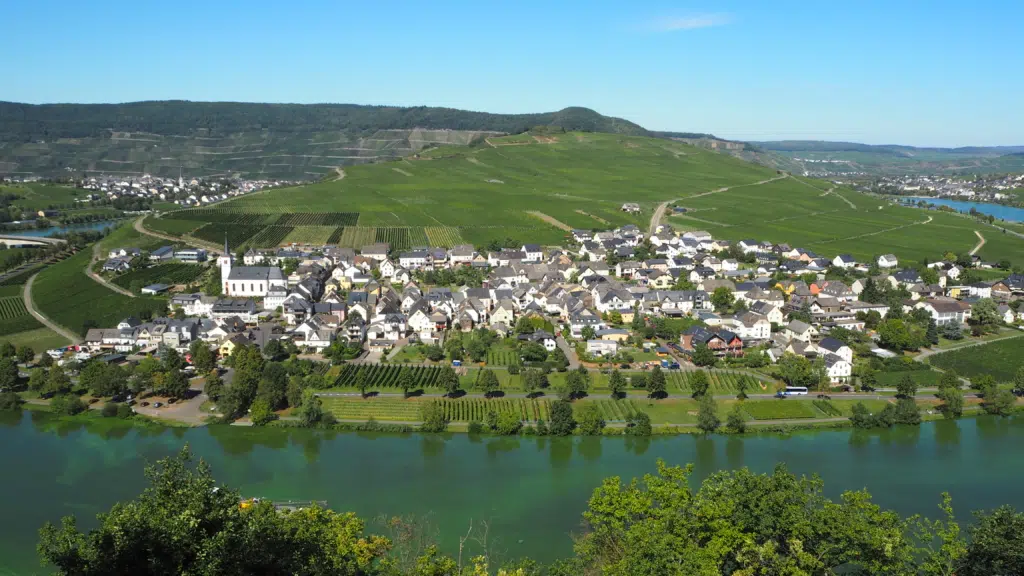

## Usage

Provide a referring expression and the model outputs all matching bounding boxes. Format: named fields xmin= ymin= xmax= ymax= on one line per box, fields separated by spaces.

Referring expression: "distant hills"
xmin=0 ymin=101 xmax=648 ymax=179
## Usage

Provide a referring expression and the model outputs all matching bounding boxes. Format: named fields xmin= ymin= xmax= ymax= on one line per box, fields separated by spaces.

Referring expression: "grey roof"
xmin=818 ymin=337 xmax=847 ymax=353
xmin=227 ymin=266 xmax=284 ymax=281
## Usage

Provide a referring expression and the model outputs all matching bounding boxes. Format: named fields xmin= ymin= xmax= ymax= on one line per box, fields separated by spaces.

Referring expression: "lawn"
xmin=928 ymin=336 xmax=1024 ymax=383
xmin=875 ymin=369 xmax=942 ymax=388
xmin=739 ymin=400 xmax=820 ymax=420
xmin=31 ymin=249 xmax=167 ymax=336
xmin=0 ymin=327 xmax=70 ymax=352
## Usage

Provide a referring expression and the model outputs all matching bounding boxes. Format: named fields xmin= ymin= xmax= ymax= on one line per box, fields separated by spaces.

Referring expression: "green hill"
xmin=0 ymin=101 xmax=647 ymax=179
xmin=148 ymin=132 xmax=1024 ymax=267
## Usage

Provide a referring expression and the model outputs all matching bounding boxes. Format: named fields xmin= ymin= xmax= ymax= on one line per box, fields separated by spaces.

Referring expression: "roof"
xmin=227 ymin=266 xmax=284 ymax=281
xmin=818 ymin=337 xmax=847 ymax=353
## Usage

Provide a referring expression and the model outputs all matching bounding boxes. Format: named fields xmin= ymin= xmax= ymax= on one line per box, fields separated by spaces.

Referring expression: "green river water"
xmin=2 ymin=411 xmax=1023 ymax=575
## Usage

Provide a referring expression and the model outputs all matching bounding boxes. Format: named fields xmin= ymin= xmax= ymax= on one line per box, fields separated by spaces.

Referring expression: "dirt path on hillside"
xmin=970 ymin=230 xmax=986 ymax=255
xmin=818 ymin=215 xmax=933 ymax=245
xmin=649 ymin=174 xmax=788 ymax=234
xmin=23 ymin=274 xmax=82 ymax=344
xmin=135 ymin=215 xmax=221 ymax=253
xmin=526 ymin=211 xmax=571 ymax=231
xmin=333 ymin=167 xmax=346 ymax=180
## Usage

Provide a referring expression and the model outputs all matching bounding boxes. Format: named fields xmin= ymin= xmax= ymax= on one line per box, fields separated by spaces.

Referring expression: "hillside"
xmin=146 ymin=132 xmax=1024 ymax=267
xmin=743 ymin=140 xmax=1024 ymax=176
xmin=0 ymin=101 xmax=647 ymax=180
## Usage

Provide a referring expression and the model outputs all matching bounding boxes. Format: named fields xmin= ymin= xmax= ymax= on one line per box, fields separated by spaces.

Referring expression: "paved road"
xmin=86 ymin=241 xmax=136 ymax=297
xmin=555 ymin=335 xmax=580 ymax=369
xmin=0 ymin=234 xmax=64 ymax=246
xmin=22 ymin=273 xmax=82 ymax=344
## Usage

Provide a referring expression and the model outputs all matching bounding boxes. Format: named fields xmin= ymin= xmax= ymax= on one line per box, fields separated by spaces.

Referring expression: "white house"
xmin=785 ymin=320 xmax=818 ymax=342
xmin=824 ymin=353 xmax=852 ymax=383
xmin=521 ymin=244 xmax=543 ymax=262
xmin=877 ymin=254 xmax=899 ymax=269
xmin=817 ymin=336 xmax=853 ymax=363
xmin=586 ymin=339 xmax=619 ymax=356
xmin=832 ymin=254 xmax=857 ymax=269
xmin=916 ymin=299 xmax=971 ymax=325
xmin=398 ymin=251 xmax=429 ymax=270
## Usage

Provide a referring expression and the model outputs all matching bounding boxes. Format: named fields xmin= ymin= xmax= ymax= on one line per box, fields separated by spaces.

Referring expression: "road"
xmin=0 ymin=234 xmax=64 ymax=246
xmin=555 ymin=335 xmax=580 ymax=369
xmin=22 ymin=273 xmax=82 ymax=344
xmin=969 ymin=230 xmax=986 ymax=256
xmin=86 ymin=241 xmax=136 ymax=297
xmin=648 ymin=174 xmax=788 ymax=235
xmin=134 ymin=214 xmax=222 ymax=253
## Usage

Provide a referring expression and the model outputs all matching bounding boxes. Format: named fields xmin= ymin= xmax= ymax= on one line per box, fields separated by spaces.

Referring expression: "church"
xmin=219 ymin=239 xmax=287 ymax=298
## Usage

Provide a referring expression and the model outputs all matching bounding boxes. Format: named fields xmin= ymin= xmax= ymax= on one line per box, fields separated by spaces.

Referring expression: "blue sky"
xmin=2 ymin=0 xmax=1022 ymax=146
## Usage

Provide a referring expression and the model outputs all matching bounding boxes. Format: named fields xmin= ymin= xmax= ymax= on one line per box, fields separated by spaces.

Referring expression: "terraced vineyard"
xmin=590 ymin=399 xmax=642 ymax=422
xmin=332 ymin=364 xmax=446 ymax=390
xmin=428 ymin=398 xmax=551 ymax=422
xmin=0 ymin=294 xmax=41 ymax=336
xmin=425 ymin=226 xmax=464 ymax=247
xmin=665 ymin=370 xmax=765 ymax=394
xmin=319 ymin=397 xmax=423 ymax=422
xmin=283 ymin=226 xmax=336 ymax=245
xmin=192 ymin=223 xmax=263 ymax=247
xmin=248 ymin=226 xmax=294 ymax=248
xmin=485 ymin=348 xmax=518 ymax=366
xmin=375 ymin=227 xmax=412 ymax=251
xmin=111 ymin=263 xmax=208 ymax=289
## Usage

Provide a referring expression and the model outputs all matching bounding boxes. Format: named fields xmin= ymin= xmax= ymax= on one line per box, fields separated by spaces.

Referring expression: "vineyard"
xmin=375 ymin=227 xmax=412 ymax=251
xmin=327 ymin=227 xmax=345 ymax=244
xmin=0 ymin=295 xmax=41 ymax=335
xmin=427 ymin=398 xmax=552 ymax=422
xmin=485 ymin=348 xmax=518 ymax=366
xmin=192 ymin=223 xmax=262 ymax=247
xmin=319 ymin=397 xmax=423 ymax=422
xmin=665 ymin=370 xmax=766 ymax=394
xmin=248 ymin=226 xmax=294 ymax=248
xmin=332 ymin=364 xmax=446 ymax=390
xmin=590 ymin=399 xmax=642 ymax=422
xmin=284 ymin=226 xmax=336 ymax=245
xmin=424 ymin=226 xmax=464 ymax=247
xmin=111 ymin=264 xmax=208 ymax=289
xmin=337 ymin=227 xmax=378 ymax=248
xmin=275 ymin=213 xmax=359 ymax=226
xmin=739 ymin=400 xmax=818 ymax=420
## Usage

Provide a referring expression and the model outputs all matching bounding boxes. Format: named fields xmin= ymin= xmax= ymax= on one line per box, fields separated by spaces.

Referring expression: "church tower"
xmin=217 ymin=235 xmax=232 ymax=293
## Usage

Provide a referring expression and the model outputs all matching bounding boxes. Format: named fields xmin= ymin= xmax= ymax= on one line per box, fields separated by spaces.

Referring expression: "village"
xmin=77 ymin=219 xmax=1024 ymax=395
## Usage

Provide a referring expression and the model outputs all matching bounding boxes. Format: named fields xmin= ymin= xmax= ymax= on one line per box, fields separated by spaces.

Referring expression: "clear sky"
xmin=2 ymin=0 xmax=1022 ymax=147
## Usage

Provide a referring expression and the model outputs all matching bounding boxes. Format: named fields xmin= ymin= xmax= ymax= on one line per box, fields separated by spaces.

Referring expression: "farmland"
xmin=739 ymin=400 xmax=819 ymax=420
xmin=31 ymin=250 xmax=167 ymax=336
xmin=111 ymin=264 xmax=209 ymax=289
xmin=665 ymin=369 xmax=766 ymax=395
xmin=0 ymin=293 xmax=42 ymax=335
xmin=428 ymin=398 xmax=552 ymax=422
xmin=331 ymin=364 xmax=447 ymax=390
xmin=928 ymin=336 xmax=1024 ymax=383
xmin=875 ymin=368 xmax=942 ymax=388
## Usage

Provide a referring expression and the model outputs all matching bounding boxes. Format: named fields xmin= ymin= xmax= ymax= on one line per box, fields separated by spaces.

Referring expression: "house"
xmin=149 ymin=246 xmax=175 ymax=262
xmin=817 ymin=336 xmax=853 ymax=363
xmin=521 ymin=244 xmax=543 ymax=262
xmin=596 ymin=328 xmax=630 ymax=342
xmin=997 ymin=304 xmax=1016 ymax=324
xmin=490 ymin=299 xmax=517 ymax=326
xmin=749 ymin=301 xmax=784 ymax=325
xmin=398 ymin=250 xmax=429 ymax=270
xmin=832 ymin=254 xmax=857 ymax=269
xmin=379 ymin=259 xmax=397 ymax=278
xmin=785 ymin=320 xmax=818 ymax=342
xmin=218 ymin=334 xmax=249 ymax=357
xmin=449 ymin=245 xmax=476 ymax=266
xmin=680 ymin=326 xmax=744 ymax=357
xmin=620 ymin=203 xmax=641 ymax=213
xmin=877 ymin=254 xmax=899 ymax=269
xmin=586 ymin=339 xmax=619 ymax=356
xmin=174 ymin=248 xmax=207 ymax=263
xmin=915 ymin=299 xmax=971 ymax=325
xmin=824 ymin=353 xmax=852 ymax=383
xmin=140 ymin=284 xmax=170 ymax=295
xmin=108 ymin=247 xmax=141 ymax=259
xmin=102 ymin=257 xmax=133 ymax=273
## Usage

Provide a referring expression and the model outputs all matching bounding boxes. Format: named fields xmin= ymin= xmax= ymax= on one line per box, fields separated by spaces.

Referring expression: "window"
xmin=231 ymin=283 xmax=236 ymax=292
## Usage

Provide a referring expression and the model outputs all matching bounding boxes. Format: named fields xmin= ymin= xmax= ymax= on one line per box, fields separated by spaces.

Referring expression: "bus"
xmin=783 ymin=386 xmax=809 ymax=396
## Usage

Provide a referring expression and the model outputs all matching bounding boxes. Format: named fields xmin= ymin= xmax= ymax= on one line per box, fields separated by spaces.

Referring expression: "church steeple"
xmin=224 ymin=233 xmax=229 ymax=258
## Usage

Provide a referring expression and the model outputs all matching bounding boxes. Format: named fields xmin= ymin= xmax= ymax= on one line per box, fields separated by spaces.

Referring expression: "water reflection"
xmin=624 ymin=436 xmax=650 ymax=456
xmin=725 ymin=437 xmax=744 ymax=469
xmin=421 ymin=435 xmax=446 ymax=460
xmin=694 ymin=436 xmax=715 ymax=468
xmin=578 ymin=437 xmax=602 ymax=462
xmin=549 ymin=437 xmax=573 ymax=468
xmin=975 ymin=415 xmax=1012 ymax=440
xmin=933 ymin=420 xmax=961 ymax=448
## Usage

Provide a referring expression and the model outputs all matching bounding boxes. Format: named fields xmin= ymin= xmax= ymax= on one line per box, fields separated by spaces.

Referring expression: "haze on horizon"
xmin=2 ymin=0 xmax=1022 ymax=148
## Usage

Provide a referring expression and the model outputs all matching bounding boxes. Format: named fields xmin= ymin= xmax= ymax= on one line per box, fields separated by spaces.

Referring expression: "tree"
xmin=744 ymin=350 xmax=767 ymax=368
xmin=726 ymin=405 xmax=747 ymax=433
xmin=16 ymin=345 xmax=34 ymax=365
xmin=465 ymin=339 xmax=487 ymax=363
xmin=736 ymin=376 xmax=749 ymax=400
xmin=630 ymin=308 xmax=644 ymax=331
xmin=580 ymin=326 xmax=596 ymax=342
xmin=514 ymin=316 xmax=534 ymax=334
xmin=162 ymin=347 xmax=184 ymax=372
xmin=444 ymin=338 xmax=463 ymax=362
xmin=161 ymin=368 xmax=190 ymax=400
xmin=0 ymin=341 xmax=15 ymax=358
xmin=0 ymin=391 xmax=23 ymax=411
xmin=355 ymin=369 xmax=369 ymax=398
xmin=630 ymin=372 xmax=647 ymax=390
xmin=926 ymin=318 xmax=939 ymax=346
xmin=778 ymin=353 xmax=813 ymax=388
xmin=50 ymin=394 xmax=87 ymax=416
xmin=860 ymin=277 xmax=883 ymax=303
xmin=205 ymin=370 xmax=224 ymax=402
xmin=711 ymin=286 xmax=734 ymax=312
xmin=691 ymin=344 xmax=716 ymax=367
xmin=45 ymin=365 xmax=71 ymax=396
xmin=1014 ymin=367 xmax=1024 ymax=396
xmin=938 ymin=385 xmax=964 ymax=419
xmin=577 ymin=404 xmax=605 ymax=435
xmin=642 ymin=366 xmax=664 ymax=399
xmin=894 ymin=397 xmax=921 ymax=425
xmin=424 ymin=345 xmax=445 ymax=362
xmin=548 ymin=399 xmax=576 ymax=436
xmin=972 ymin=298 xmax=1000 ymax=326
xmin=626 ymin=411 xmax=652 ymax=436
xmin=939 ymin=369 xmax=960 ymax=392
xmin=420 ymin=401 xmax=449 ymax=433
xmin=189 ymin=341 xmax=216 ymax=373
xmin=941 ymin=322 xmax=964 ymax=341
xmin=397 ymin=369 xmax=415 ymax=397
xmin=971 ymin=373 xmax=996 ymax=392
xmin=37 ymin=448 xmax=395 ymax=575
xmin=549 ymin=346 xmax=569 ymax=371
xmin=249 ymin=397 xmax=278 ymax=426
xmin=477 ymin=369 xmax=499 ymax=397
xmin=956 ymin=506 xmax=1024 ymax=576
xmin=689 ymin=369 xmax=709 ymax=397
xmin=696 ymin=394 xmax=720 ymax=433
xmin=878 ymin=319 xmax=915 ymax=351
xmin=896 ymin=373 xmax=918 ymax=399
xmin=519 ymin=341 xmax=548 ymax=362
xmin=983 ymin=385 xmax=1016 ymax=416
xmin=609 ymin=369 xmax=626 ymax=399
xmin=440 ymin=366 xmax=461 ymax=397
xmin=27 ymin=368 xmax=46 ymax=392
xmin=565 ymin=367 xmax=590 ymax=400
xmin=297 ymin=394 xmax=332 ymax=427
xmin=38 ymin=353 xmax=53 ymax=368
xmin=0 ymin=357 xmax=18 ymax=391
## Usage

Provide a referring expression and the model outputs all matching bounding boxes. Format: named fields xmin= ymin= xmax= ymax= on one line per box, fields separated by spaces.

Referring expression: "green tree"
xmin=983 ymin=385 xmax=1016 ymax=416
xmin=939 ymin=369 xmax=960 ymax=392
xmin=896 ymin=373 xmax=918 ymax=399
xmin=162 ymin=347 xmax=184 ymax=372
xmin=971 ymin=298 xmax=1000 ymax=326
xmin=725 ymin=405 xmax=747 ymax=433
xmin=696 ymin=394 xmax=720 ymax=433
xmin=262 ymin=339 xmax=284 ymax=361
xmin=495 ymin=410 xmax=523 ymax=435
xmin=444 ymin=338 xmax=463 ymax=362
xmin=879 ymin=318 xmax=915 ymax=351
xmin=736 ymin=376 xmax=749 ymax=400
xmin=778 ymin=353 xmax=813 ymax=388
xmin=27 ymin=368 xmax=46 ymax=393
xmin=549 ymin=346 xmax=569 ymax=371
xmin=297 ymin=394 xmax=332 ymax=427
xmin=0 ymin=341 xmax=15 ymax=358
xmin=0 ymin=357 xmax=18 ymax=391
xmin=37 ymin=448 xmax=393 ymax=575
xmin=189 ymin=341 xmax=216 ymax=373
xmin=420 ymin=401 xmax=449 ymax=433
xmin=577 ymin=404 xmax=606 ymax=435
xmin=626 ymin=411 xmax=652 ymax=436
xmin=45 ymin=365 xmax=71 ymax=396
xmin=249 ymin=397 xmax=278 ymax=426
xmin=204 ymin=370 xmax=224 ymax=402
xmin=691 ymin=344 xmax=716 ymax=367
xmin=548 ymin=399 xmax=576 ymax=436
xmin=647 ymin=366 xmax=666 ymax=399
xmin=580 ymin=325 xmax=597 ymax=342
xmin=711 ymin=286 xmax=734 ymax=312
xmin=0 ymin=391 xmax=23 ymax=411
xmin=355 ymin=369 xmax=369 ymax=398
xmin=38 ymin=352 xmax=53 ymax=368
xmin=689 ymin=369 xmax=709 ymax=397
xmin=477 ymin=369 xmax=500 ymax=397
xmin=1013 ymin=367 xmax=1024 ymax=396
xmin=16 ymin=345 xmax=34 ymax=365
xmin=50 ymin=394 xmax=87 ymax=416
xmin=397 ymin=369 xmax=415 ymax=398
xmin=926 ymin=318 xmax=939 ymax=346
xmin=939 ymin=385 xmax=964 ymax=419
xmin=609 ymin=369 xmax=626 ymax=399
xmin=850 ymin=402 xmax=874 ymax=428
xmin=440 ymin=366 xmax=461 ymax=397
xmin=285 ymin=375 xmax=305 ymax=408
xmin=894 ymin=397 xmax=922 ymax=425
xmin=630 ymin=372 xmax=647 ymax=390
xmin=161 ymin=368 xmax=191 ymax=400
xmin=956 ymin=506 xmax=1024 ymax=576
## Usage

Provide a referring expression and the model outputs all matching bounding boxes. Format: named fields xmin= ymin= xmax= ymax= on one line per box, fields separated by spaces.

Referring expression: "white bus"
xmin=783 ymin=386 xmax=809 ymax=396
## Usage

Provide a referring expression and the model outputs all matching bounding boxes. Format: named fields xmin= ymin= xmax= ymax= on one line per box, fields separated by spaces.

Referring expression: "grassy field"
xmin=0 ymin=183 xmax=84 ymax=210
xmin=739 ymin=400 xmax=819 ymax=420
xmin=875 ymin=369 xmax=942 ymax=388
xmin=0 ymin=327 xmax=70 ymax=351
xmin=32 ymin=249 xmax=167 ymax=336
xmin=145 ymin=133 xmax=780 ymax=248
xmin=111 ymin=263 xmax=209 ymax=289
xmin=928 ymin=336 xmax=1024 ymax=383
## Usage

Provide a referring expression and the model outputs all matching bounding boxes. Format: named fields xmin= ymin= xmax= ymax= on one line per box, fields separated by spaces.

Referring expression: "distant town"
xmin=867 ymin=173 xmax=1024 ymax=204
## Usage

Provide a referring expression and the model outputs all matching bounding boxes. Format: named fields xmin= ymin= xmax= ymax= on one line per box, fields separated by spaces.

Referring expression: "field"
xmin=143 ymin=133 xmax=780 ymax=249
xmin=429 ymin=398 xmax=552 ymax=422
xmin=485 ymin=347 xmax=518 ymax=366
xmin=928 ymin=336 xmax=1024 ymax=383
xmin=331 ymin=364 xmax=446 ymax=390
xmin=665 ymin=369 xmax=766 ymax=395
xmin=875 ymin=369 xmax=942 ymax=388
xmin=0 ymin=294 xmax=42 ymax=335
xmin=0 ymin=183 xmax=84 ymax=210
xmin=0 ymin=327 xmax=70 ymax=351
xmin=319 ymin=397 xmax=424 ymax=422
xmin=111 ymin=264 xmax=208 ymax=289
xmin=739 ymin=400 xmax=819 ymax=420
xmin=31 ymin=250 xmax=167 ymax=336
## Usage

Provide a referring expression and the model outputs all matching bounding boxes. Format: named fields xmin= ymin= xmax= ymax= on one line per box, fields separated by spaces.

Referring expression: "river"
xmin=908 ymin=197 xmax=1024 ymax=222
xmin=2 ymin=220 xmax=118 ymax=238
xmin=2 ymin=412 xmax=1023 ymax=575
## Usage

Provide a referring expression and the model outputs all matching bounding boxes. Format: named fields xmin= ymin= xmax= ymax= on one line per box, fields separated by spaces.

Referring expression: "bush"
xmin=101 ymin=402 xmax=119 ymax=417
xmin=0 ymin=391 xmax=23 ymax=411
xmin=51 ymin=394 xmax=87 ymax=416
xmin=116 ymin=403 xmax=134 ymax=418
xmin=467 ymin=420 xmax=484 ymax=435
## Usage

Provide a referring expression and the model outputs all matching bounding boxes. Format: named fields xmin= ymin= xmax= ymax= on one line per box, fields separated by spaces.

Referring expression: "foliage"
xmin=608 ymin=369 xmax=626 ymax=399
xmin=696 ymin=394 xmax=720 ymax=433
xmin=548 ymin=400 xmax=576 ymax=436
xmin=646 ymin=366 xmax=666 ymax=399
xmin=476 ymin=369 xmax=500 ymax=397
xmin=725 ymin=405 xmax=747 ymax=433
xmin=625 ymin=411 xmax=652 ymax=436
xmin=971 ymin=298 xmax=1000 ymax=326
xmin=0 ymin=390 xmax=23 ymax=410
xmin=983 ymin=385 xmax=1016 ymax=416
xmin=929 ymin=337 xmax=1024 ymax=383
xmin=690 ymin=344 xmax=716 ymax=367
xmin=897 ymin=373 xmax=919 ymax=399
xmin=419 ymin=401 xmax=449 ymax=433
xmin=249 ymin=397 xmax=278 ymax=426
xmin=689 ymin=369 xmax=709 ymax=397
xmin=50 ymin=394 xmax=87 ymax=416
xmin=577 ymin=404 xmax=606 ymax=435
